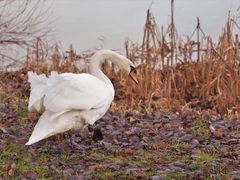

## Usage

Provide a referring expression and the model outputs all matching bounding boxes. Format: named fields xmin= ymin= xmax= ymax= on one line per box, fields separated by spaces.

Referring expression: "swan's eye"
xmin=130 ymin=65 xmax=137 ymax=73
xmin=129 ymin=65 xmax=138 ymax=84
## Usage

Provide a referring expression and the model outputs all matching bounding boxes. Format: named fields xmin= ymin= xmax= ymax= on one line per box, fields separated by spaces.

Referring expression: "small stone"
xmin=190 ymin=139 xmax=199 ymax=148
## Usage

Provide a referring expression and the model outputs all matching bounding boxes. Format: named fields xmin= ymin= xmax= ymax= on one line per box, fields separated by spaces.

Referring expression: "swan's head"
xmin=117 ymin=56 xmax=138 ymax=84
xmin=91 ymin=49 xmax=139 ymax=84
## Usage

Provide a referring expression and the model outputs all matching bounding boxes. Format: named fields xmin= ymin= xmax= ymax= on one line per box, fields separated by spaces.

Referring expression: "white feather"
xmin=28 ymin=71 xmax=47 ymax=112
xmin=26 ymin=50 xmax=136 ymax=145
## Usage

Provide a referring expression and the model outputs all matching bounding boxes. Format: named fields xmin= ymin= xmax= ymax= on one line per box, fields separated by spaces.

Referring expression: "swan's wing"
xmin=43 ymin=74 xmax=112 ymax=113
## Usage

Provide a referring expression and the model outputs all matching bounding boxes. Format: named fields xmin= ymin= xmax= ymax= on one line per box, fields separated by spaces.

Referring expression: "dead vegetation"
xmin=21 ymin=7 xmax=240 ymax=117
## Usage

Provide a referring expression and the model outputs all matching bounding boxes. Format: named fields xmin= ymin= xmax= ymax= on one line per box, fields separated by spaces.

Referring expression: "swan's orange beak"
xmin=129 ymin=66 xmax=138 ymax=84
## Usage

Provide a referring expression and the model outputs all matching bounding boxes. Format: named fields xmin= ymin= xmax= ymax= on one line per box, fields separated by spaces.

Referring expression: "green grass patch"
xmin=0 ymin=145 xmax=23 ymax=177
xmin=59 ymin=153 xmax=80 ymax=165
xmin=0 ymin=145 xmax=50 ymax=178
xmin=0 ymin=145 xmax=22 ymax=163
xmin=18 ymin=111 xmax=28 ymax=121
xmin=169 ymin=140 xmax=188 ymax=152
xmin=108 ymin=155 xmax=126 ymax=163
xmin=91 ymin=168 xmax=157 ymax=180
xmin=146 ymin=167 xmax=158 ymax=177
xmin=90 ymin=170 xmax=131 ymax=179
xmin=186 ymin=120 xmax=211 ymax=140
xmin=162 ymin=171 xmax=187 ymax=180
xmin=156 ymin=140 xmax=189 ymax=163
xmin=188 ymin=152 xmax=215 ymax=170
xmin=162 ymin=172 xmax=187 ymax=180
xmin=134 ymin=151 xmax=160 ymax=166
xmin=16 ymin=157 xmax=49 ymax=176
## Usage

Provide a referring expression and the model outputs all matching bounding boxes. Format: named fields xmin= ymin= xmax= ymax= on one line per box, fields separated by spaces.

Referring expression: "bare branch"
xmin=0 ymin=0 xmax=51 ymax=66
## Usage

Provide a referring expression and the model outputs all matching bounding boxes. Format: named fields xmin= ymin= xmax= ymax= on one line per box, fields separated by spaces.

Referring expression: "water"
xmin=46 ymin=0 xmax=240 ymax=51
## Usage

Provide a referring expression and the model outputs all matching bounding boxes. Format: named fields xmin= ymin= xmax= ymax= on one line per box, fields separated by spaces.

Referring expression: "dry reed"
xmin=22 ymin=7 xmax=240 ymax=116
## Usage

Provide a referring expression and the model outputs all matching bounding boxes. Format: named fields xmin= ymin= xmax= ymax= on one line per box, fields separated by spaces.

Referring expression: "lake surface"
xmin=50 ymin=0 xmax=240 ymax=51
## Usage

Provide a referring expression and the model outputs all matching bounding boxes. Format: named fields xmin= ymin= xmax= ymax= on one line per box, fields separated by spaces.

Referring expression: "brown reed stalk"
xmin=23 ymin=8 xmax=240 ymax=115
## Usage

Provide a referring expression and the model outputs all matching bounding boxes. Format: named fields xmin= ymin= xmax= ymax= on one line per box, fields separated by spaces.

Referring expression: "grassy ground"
xmin=0 ymin=71 xmax=240 ymax=179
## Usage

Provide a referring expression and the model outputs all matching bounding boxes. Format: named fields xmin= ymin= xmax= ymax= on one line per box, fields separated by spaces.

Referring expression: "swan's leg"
xmin=66 ymin=132 xmax=74 ymax=149
xmin=88 ymin=124 xmax=94 ymax=132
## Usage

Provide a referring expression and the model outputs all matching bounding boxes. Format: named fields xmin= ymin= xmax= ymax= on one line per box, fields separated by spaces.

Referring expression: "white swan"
xmin=26 ymin=49 xmax=138 ymax=145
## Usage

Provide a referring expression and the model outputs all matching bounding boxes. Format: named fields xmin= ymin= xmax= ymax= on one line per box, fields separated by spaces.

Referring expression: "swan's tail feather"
xmin=28 ymin=71 xmax=47 ymax=87
xmin=28 ymin=71 xmax=48 ymax=112
xmin=28 ymin=71 xmax=60 ymax=112
xmin=25 ymin=111 xmax=50 ymax=145
xmin=26 ymin=111 xmax=63 ymax=145
xmin=25 ymin=111 xmax=84 ymax=145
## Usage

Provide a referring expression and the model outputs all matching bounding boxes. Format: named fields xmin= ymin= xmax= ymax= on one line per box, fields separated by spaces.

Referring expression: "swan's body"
xmin=26 ymin=50 xmax=138 ymax=145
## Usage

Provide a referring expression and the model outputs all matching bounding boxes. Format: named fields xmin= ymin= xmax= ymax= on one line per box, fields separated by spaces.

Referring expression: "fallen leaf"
xmin=209 ymin=124 xmax=224 ymax=138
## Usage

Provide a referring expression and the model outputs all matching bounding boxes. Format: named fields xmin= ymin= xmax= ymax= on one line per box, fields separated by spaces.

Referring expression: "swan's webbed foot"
xmin=88 ymin=125 xmax=103 ymax=142
xmin=92 ymin=127 xmax=103 ymax=142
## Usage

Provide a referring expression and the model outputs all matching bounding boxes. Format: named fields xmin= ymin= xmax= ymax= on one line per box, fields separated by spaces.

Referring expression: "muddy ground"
xmin=0 ymin=72 xmax=240 ymax=179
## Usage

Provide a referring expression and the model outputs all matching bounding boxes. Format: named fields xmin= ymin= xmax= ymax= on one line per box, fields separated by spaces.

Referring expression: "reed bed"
xmin=23 ymin=9 xmax=240 ymax=116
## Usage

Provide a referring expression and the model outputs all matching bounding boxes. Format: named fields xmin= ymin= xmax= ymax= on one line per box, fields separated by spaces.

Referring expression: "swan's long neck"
xmin=89 ymin=50 xmax=120 ymax=86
